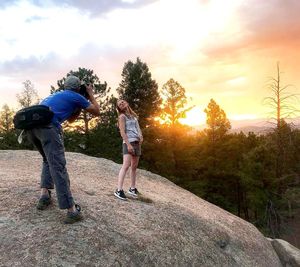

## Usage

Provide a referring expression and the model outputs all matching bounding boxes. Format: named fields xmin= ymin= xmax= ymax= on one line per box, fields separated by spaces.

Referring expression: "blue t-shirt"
xmin=41 ymin=90 xmax=90 ymax=127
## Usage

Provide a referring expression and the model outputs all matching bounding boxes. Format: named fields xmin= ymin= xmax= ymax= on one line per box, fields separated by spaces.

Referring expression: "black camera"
xmin=79 ymin=84 xmax=89 ymax=99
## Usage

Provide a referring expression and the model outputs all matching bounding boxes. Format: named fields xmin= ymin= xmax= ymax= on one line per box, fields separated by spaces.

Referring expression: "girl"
xmin=114 ymin=99 xmax=143 ymax=200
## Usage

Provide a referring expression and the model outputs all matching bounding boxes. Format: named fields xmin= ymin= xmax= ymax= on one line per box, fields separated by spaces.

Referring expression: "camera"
xmin=79 ymin=83 xmax=90 ymax=99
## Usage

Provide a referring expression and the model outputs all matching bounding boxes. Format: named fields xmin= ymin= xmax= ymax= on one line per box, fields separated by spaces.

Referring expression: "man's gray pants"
xmin=26 ymin=124 xmax=74 ymax=209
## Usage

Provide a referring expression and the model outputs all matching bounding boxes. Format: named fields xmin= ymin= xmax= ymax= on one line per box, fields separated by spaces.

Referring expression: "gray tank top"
xmin=123 ymin=115 xmax=141 ymax=142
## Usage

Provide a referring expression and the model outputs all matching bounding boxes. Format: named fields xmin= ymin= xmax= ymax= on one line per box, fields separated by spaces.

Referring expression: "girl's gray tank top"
xmin=124 ymin=115 xmax=141 ymax=142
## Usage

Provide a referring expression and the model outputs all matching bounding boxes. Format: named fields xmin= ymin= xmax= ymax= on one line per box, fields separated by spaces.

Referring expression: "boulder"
xmin=269 ymin=239 xmax=300 ymax=267
xmin=0 ymin=150 xmax=282 ymax=266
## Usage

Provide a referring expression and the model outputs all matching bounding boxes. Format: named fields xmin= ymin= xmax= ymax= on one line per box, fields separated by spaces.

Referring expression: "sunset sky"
xmin=1 ymin=0 xmax=300 ymax=125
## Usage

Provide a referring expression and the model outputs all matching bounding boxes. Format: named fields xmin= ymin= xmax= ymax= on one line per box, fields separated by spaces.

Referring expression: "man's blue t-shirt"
xmin=41 ymin=90 xmax=90 ymax=127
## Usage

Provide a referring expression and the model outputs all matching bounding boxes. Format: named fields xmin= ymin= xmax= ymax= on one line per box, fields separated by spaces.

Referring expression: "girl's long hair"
xmin=116 ymin=100 xmax=138 ymax=118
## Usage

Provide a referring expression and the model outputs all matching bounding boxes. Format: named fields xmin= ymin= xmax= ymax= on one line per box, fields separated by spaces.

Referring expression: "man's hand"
xmin=85 ymin=84 xmax=100 ymax=116
xmin=86 ymin=84 xmax=94 ymax=99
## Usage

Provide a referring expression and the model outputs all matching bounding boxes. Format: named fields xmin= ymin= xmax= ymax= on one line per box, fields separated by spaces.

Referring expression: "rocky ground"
xmin=0 ymin=150 xmax=284 ymax=266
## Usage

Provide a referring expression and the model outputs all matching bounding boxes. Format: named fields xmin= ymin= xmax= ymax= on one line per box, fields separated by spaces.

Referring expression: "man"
xmin=26 ymin=75 xmax=100 ymax=224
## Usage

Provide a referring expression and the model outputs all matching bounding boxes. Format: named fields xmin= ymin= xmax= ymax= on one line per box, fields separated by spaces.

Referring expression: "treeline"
xmin=1 ymin=59 xmax=300 ymax=239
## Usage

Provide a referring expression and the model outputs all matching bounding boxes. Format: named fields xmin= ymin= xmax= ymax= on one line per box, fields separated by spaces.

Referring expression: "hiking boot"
xmin=64 ymin=204 xmax=83 ymax=224
xmin=114 ymin=189 xmax=127 ymax=200
xmin=36 ymin=190 xmax=52 ymax=210
xmin=128 ymin=187 xmax=139 ymax=197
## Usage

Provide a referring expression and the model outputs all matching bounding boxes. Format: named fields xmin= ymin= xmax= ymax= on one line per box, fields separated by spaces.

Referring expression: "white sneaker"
xmin=128 ymin=188 xmax=139 ymax=197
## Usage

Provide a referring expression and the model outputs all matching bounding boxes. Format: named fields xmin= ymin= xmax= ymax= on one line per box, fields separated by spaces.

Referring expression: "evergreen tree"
xmin=0 ymin=104 xmax=20 ymax=150
xmin=117 ymin=57 xmax=161 ymax=128
xmin=204 ymin=99 xmax=231 ymax=142
xmin=0 ymin=104 xmax=14 ymax=133
xmin=160 ymin=78 xmax=193 ymax=126
xmin=203 ymin=99 xmax=231 ymax=169
xmin=159 ymin=78 xmax=194 ymax=175
xmin=86 ymin=95 xmax=121 ymax=161
xmin=51 ymin=67 xmax=109 ymax=144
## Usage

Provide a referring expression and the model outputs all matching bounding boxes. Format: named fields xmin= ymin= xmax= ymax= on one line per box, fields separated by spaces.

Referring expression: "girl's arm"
xmin=136 ymin=119 xmax=143 ymax=143
xmin=119 ymin=115 xmax=134 ymax=153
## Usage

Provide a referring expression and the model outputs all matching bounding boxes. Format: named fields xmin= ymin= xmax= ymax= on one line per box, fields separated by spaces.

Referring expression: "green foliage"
xmin=86 ymin=123 xmax=121 ymax=163
xmin=0 ymin=104 xmax=15 ymax=133
xmin=2 ymin=65 xmax=299 ymax=242
xmin=117 ymin=57 xmax=161 ymax=128
xmin=139 ymin=122 xmax=175 ymax=176
xmin=51 ymin=67 xmax=108 ymax=95
xmin=51 ymin=67 xmax=110 ymax=149
xmin=0 ymin=131 xmax=18 ymax=149
xmin=86 ymin=95 xmax=121 ymax=162
xmin=0 ymin=104 xmax=33 ymax=150
xmin=204 ymin=98 xmax=231 ymax=141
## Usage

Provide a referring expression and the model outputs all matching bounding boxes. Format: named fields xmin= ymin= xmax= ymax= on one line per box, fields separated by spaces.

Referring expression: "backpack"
xmin=13 ymin=105 xmax=54 ymax=130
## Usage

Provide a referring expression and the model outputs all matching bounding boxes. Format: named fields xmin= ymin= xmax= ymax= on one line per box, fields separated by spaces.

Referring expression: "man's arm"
xmin=67 ymin=108 xmax=81 ymax=123
xmin=84 ymin=85 xmax=100 ymax=116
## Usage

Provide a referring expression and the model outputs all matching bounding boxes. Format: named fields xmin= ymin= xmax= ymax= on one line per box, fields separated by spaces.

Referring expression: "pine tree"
xmin=0 ymin=104 xmax=14 ymax=133
xmin=51 ymin=67 xmax=109 ymax=140
xmin=117 ymin=57 xmax=161 ymax=128
xmin=160 ymin=78 xmax=194 ymax=175
xmin=160 ymin=78 xmax=193 ymax=126
xmin=204 ymin=98 xmax=231 ymax=144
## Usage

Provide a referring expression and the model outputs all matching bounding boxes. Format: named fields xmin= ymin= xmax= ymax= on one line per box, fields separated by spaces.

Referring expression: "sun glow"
xmin=179 ymin=106 xmax=206 ymax=126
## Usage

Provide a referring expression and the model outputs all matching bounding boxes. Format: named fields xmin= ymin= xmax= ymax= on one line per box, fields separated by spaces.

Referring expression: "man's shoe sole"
xmin=114 ymin=192 xmax=127 ymax=201
xmin=64 ymin=214 xmax=83 ymax=224
xmin=36 ymin=199 xmax=51 ymax=210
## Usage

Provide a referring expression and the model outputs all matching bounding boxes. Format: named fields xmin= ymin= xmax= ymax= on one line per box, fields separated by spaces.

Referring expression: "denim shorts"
xmin=122 ymin=141 xmax=141 ymax=156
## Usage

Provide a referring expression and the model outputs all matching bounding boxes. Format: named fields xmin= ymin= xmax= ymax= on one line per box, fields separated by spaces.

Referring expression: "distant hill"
xmin=229 ymin=119 xmax=272 ymax=134
xmin=191 ymin=117 xmax=300 ymax=135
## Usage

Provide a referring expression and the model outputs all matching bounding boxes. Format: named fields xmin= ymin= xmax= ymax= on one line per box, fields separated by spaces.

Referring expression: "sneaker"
xmin=128 ymin=188 xmax=139 ymax=197
xmin=36 ymin=190 xmax=52 ymax=210
xmin=114 ymin=189 xmax=127 ymax=200
xmin=64 ymin=204 xmax=83 ymax=224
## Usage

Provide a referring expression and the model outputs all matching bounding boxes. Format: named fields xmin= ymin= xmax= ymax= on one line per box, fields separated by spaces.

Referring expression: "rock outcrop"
xmin=0 ymin=150 xmax=284 ymax=266
xmin=268 ymin=238 xmax=300 ymax=267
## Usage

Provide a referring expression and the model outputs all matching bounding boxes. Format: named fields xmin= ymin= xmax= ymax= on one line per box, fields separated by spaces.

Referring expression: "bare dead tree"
xmin=262 ymin=63 xmax=300 ymax=237
xmin=263 ymin=63 xmax=299 ymax=181
xmin=263 ymin=62 xmax=299 ymax=129
xmin=16 ymin=80 xmax=39 ymax=108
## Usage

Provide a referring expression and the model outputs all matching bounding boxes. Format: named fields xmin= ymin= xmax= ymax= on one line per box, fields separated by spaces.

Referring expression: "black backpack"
xmin=13 ymin=105 xmax=54 ymax=130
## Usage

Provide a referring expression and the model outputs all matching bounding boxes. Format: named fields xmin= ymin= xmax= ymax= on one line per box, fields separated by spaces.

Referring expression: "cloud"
xmin=2 ymin=0 xmax=158 ymax=16
xmin=0 ymin=42 xmax=166 ymax=93
xmin=0 ymin=53 xmax=61 ymax=77
xmin=239 ymin=0 xmax=300 ymax=46
xmin=65 ymin=0 xmax=158 ymax=16
xmin=0 ymin=1 xmax=18 ymax=8
xmin=203 ymin=0 xmax=300 ymax=61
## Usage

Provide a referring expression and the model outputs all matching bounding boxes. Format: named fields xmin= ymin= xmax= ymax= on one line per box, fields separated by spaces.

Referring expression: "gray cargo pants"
xmin=26 ymin=124 xmax=74 ymax=209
